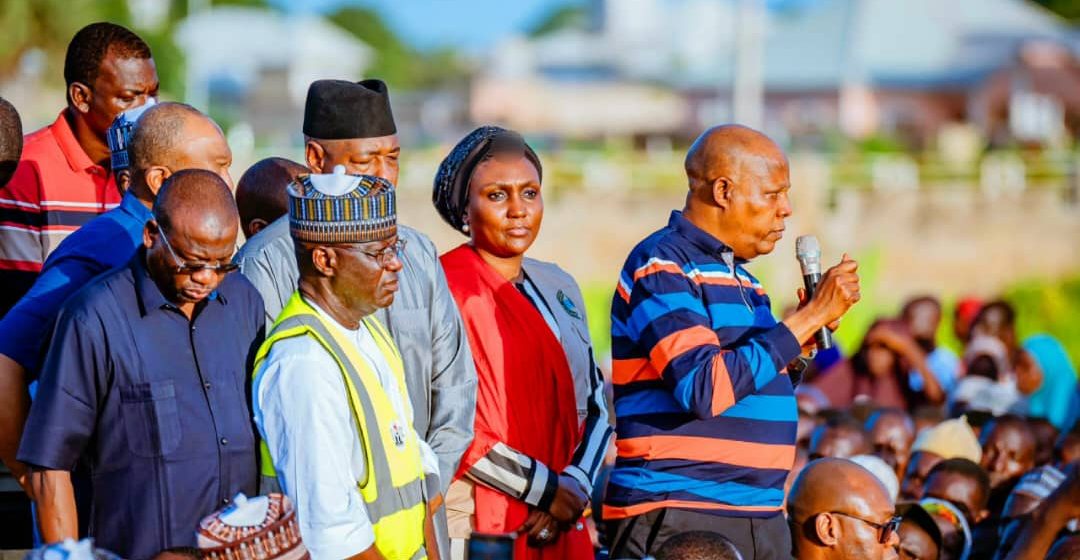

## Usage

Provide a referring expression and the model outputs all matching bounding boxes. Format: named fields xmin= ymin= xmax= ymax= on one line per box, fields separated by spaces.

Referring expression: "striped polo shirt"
xmin=0 ymin=110 xmax=119 ymax=316
xmin=603 ymin=211 xmax=802 ymax=520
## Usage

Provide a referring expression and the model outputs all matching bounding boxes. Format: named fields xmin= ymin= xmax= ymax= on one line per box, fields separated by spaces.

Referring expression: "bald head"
xmin=788 ymin=459 xmax=899 ymax=559
xmin=682 ymin=125 xmax=792 ymax=260
xmin=235 ymin=157 xmax=307 ymax=238
xmin=153 ymin=168 xmax=237 ymax=236
xmin=0 ymin=97 xmax=22 ymax=188
xmin=145 ymin=170 xmax=238 ymax=313
xmin=129 ymin=101 xmax=232 ymax=201
xmin=789 ymin=459 xmax=892 ymax=519
xmin=131 ymin=102 xmax=205 ymax=170
xmin=685 ymin=125 xmax=786 ymax=187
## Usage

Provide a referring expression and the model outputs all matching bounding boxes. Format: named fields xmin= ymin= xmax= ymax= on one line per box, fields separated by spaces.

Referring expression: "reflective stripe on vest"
xmin=254 ymin=293 xmax=427 ymax=559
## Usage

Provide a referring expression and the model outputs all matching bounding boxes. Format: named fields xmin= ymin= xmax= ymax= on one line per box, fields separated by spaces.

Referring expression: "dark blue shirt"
xmin=0 ymin=191 xmax=152 ymax=374
xmin=19 ymin=251 xmax=264 ymax=559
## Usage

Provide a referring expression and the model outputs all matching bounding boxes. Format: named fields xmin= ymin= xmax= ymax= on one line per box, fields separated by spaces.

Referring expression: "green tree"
xmin=1031 ymin=0 xmax=1080 ymax=22
xmin=329 ymin=6 xmax=467 ymax=91
xmin=527 ymin=3 xmax=589 ymax=37
xmin=0 ymin=0 xmax=186 ymax=99
xmin=0 ymin=0 xmax=130 ymax=79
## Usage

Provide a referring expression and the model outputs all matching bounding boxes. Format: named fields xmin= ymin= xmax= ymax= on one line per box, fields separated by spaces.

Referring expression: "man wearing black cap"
xmin=234 ymin=79 xmax=476 ymax=553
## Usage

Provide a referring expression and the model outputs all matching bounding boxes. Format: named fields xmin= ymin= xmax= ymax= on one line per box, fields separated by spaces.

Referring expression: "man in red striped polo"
xmin=0 ymin=22 xmax=158 ymax=316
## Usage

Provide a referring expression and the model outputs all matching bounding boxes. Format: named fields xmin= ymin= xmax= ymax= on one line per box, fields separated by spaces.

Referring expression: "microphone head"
xmin=795 ymin=235 xmax=821 ymax=274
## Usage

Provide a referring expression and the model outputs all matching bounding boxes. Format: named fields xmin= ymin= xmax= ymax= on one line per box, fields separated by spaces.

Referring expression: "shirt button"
xmin=220 ymin=437 xmax=228 ymax=446
xmin=222 ymin=497 xmax=230 ymax=505
xmin=204 ymin=382 xmax=211 ymax=390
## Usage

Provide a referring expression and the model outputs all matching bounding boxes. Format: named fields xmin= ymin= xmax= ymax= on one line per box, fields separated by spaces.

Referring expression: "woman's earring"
xmin=462 ymin=223 xmax=470 ymax=234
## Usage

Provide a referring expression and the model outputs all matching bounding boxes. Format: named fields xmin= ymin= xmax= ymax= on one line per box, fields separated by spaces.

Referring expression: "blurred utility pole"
xmin=732 ymin=0 xmax=765 ymax=128
xmin=185 ymin=0 xmax=210 ymax=110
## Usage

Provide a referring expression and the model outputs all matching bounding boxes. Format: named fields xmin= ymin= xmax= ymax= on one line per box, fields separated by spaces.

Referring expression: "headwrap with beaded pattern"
xmin=432 ymin=126 xmax=542 ymax=234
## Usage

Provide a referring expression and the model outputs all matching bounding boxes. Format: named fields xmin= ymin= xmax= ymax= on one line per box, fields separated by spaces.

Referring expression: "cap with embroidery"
xmin=197 ymin=493 xmax=309 ymax=560
xmin=287 ymin=165 xmax=396 ymax=244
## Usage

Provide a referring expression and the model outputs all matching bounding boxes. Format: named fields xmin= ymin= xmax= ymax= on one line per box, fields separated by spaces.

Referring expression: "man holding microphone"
xmin=604 ymin=125 xmax=861 ymax=559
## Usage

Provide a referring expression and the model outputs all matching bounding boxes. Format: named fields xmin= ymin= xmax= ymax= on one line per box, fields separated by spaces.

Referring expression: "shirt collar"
xmin=51 ymin=110 xmax=106 ymax=175
xmin=668 ymin=210 xmax=747 ymax=264
xmin=118 ymin=191 xmax=152 ymax=223
xmin=131 ymin=248 xmax=227 ymax=317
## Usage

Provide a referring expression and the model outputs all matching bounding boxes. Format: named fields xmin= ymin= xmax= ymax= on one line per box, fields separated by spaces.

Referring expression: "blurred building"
xmin=475 ymin=0 xmax=1080 ymax=147
xmin=175 ymin=6 xmax=373 ymax=147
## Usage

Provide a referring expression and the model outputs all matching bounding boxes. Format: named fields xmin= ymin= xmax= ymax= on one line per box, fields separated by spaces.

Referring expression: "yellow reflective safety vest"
xmin=253 ymin=293 xmax=428 ymax=560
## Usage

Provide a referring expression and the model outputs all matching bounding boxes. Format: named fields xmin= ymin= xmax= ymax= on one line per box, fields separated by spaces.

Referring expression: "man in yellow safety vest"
xmin=252 ymin=168 xmax=439 ymax=560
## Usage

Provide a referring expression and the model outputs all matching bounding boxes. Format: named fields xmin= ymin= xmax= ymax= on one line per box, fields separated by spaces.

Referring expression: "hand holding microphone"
xmin=786 ymin=235 xmax=861 ymax=350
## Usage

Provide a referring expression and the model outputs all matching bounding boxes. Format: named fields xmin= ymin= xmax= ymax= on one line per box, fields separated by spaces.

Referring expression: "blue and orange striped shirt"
xmin=603 ymin=211 xmax=802 ymax=520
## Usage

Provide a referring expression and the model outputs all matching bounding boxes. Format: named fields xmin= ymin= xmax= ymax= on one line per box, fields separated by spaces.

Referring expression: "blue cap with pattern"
xmin=287 ymin=165 xmax=396 ymax=244
xmin=106 ymin=98 xmax=156 ymax=171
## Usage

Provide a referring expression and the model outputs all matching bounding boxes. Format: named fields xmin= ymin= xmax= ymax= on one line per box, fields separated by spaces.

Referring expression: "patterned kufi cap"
xmin=288 ymin=165 xmax=396 ymax=244
xmin=197 ymin=493 xmax=309 ymax=560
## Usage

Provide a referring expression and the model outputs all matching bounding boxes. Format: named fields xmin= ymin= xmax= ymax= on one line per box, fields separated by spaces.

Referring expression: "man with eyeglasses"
xmin=787 ymin=458 xmax=901 ymax=559
xmin=252 ymin=170 xmax=440 ymax=559
xmin=17 ymin=169 xmax=261 ymax=558
xmin=235 ymin=79 xmax=476 ymax=555
xmin=0 ymin=102 xmax=232 ymax=510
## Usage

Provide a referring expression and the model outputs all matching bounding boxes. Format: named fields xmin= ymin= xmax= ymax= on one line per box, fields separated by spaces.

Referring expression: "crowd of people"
xmin=0 ymin=21 xmax=1076 ymax=560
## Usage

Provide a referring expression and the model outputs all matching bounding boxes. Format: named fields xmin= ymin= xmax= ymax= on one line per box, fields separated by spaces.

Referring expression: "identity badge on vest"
xmin=390 ymin=420 xmax=407 ymax=449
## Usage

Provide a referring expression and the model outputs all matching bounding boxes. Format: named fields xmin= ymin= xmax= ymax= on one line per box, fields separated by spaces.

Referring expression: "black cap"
xmin=303 ymin=79 xmax=397 ymax=140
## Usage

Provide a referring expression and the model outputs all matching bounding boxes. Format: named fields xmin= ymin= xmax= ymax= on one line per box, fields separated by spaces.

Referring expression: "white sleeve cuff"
xmin=523 ymin=460 xmax=552 ymax=506
xmin=417 ymin=435 xmax=441 ymax=479
xmin=563 ymin=464 xmax=593 ymax=496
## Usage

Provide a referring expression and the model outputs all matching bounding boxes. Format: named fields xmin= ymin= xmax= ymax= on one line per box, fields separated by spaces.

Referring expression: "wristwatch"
xmin=786 ymin=355 xmax=813 ymax=387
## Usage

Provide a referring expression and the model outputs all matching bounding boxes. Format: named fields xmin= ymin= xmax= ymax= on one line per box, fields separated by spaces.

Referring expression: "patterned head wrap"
xmin=287 ymin=165 xmax=396 ymax=244
xmin=432 ymin=125 xmax=542 ymax=234
xmin=920 ymin=497 xmax=972 ymax=560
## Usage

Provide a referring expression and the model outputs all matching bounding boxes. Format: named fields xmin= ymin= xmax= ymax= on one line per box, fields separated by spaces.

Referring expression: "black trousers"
xmin=605 ymin=507 xmax=792 ymax=560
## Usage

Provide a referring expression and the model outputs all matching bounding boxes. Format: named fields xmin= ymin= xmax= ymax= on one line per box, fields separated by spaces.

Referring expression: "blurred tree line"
xmin=0 ymin=0 xmax=185 ymax=95
xmin=0 ymin=0 xmax=468 ymax=101
xmin=1033 ymin=0 xmax=1080 ymax=21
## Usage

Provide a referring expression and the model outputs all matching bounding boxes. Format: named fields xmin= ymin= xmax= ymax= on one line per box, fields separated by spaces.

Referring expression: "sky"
xmin=268 ymin=0 xmax=584 ymax=51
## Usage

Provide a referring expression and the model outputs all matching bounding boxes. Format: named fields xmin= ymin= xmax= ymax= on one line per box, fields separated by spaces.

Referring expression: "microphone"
xmin=795 ymin=235 xmax=833 ymax=351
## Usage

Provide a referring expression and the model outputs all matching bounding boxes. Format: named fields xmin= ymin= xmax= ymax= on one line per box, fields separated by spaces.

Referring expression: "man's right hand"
xmin=784 ymin=254 xmax=860 ymax=346
xmin=807 ymin=254 xmax=861 ymax=326
xmin=547 ymin=474 xmax=588 ymax=523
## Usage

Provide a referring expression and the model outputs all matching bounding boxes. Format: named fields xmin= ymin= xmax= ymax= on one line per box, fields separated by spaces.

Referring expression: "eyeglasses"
xmin=344 ymin=238 xmax=407 ymax=268
xmin=157 ymin=227 xmax=239 ymax=275
xmin=828 ymin=511 xmax=902 ymax=544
